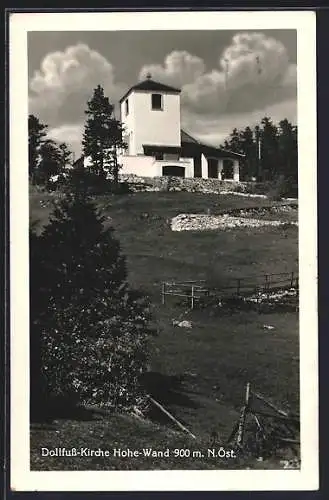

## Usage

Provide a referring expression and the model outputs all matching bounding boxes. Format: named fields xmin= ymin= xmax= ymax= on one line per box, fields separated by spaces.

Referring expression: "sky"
xmin=28 ymin=29 xmax=297 ymax=159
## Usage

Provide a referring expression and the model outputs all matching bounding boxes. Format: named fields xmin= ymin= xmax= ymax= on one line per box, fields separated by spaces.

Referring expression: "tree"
xmin=30 ymin=188 xmax=155 ymax=416
xmin=239 ymin=126 xmax=257 ymax=180
xmin=259 ymin=117 xmax=279 ymax=181
xmin=28 ymin=114 xmax=48 ymax=183
xmin=278 ymin=119 xmax=298 ymax=181
xmin=220 ymin=116 xmax=298 ymax=184
xmin=58 ymin=142 xmax=73 ymax=172
xmin=82 ymin=85 xmax=127 ymax=185
xmin=37 ymin=140 xmax=62 ymax=185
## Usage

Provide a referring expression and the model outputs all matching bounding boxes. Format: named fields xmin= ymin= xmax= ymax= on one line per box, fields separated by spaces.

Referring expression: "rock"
xmin=173 ymin=320 xmax=192 ymax=328
xmin=171 ymin=213 xmax=298 ymax=232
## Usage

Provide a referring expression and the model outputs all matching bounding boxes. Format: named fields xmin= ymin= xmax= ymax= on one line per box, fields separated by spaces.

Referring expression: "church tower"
xmin=119 ymin=74 xmax=181 ymax=156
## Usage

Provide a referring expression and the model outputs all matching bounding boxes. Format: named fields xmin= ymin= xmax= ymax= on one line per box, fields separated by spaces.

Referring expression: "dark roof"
xmin=181 ymin=129 xmax=244 ymax=159
xmin=143 ymin=144 xmax=182 ymax=155
xmin=181 ymin=129 xmax=200 ymax=144
xmin=202 ymin=144 xmax=245 ymax=159
xmin=119 ymin=78 xmax=181 ymax=103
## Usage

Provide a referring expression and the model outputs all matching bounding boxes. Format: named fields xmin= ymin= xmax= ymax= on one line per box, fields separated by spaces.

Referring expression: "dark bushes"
xmin=30 ymin=188 xmax=155 ymax=420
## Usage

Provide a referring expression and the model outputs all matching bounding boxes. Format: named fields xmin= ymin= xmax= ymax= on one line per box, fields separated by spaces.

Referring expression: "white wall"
xmin=153 ymin=159 xmax=194 ymax=178
xmin=119 ymin=155 xmax=195 ymax=178
xmin=121 ymin=90 xmax=181 ymax=155
xmin=120 ymin=97 xmax=135 ymax=155
xmin=119 ymin=155 xmax=161 ymax=177
xmin=233 ymin=160 xmax=240 ymax=181
xmin=201 ymin=154 xmax=208 ymax=179
xmin=218 ymin=159 xmax=223 ymax=180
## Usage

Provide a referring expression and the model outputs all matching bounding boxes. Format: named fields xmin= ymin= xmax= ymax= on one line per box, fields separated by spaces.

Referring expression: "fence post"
xmin=236 ymin=382 xmax=251 ymax=448
xmin=162 ymin=282 xmax=166 ymax=305
xmin=290 ymin=271 xmax=294 ymax=288
xmin=191 ymin=285 xmax=195 ymax=310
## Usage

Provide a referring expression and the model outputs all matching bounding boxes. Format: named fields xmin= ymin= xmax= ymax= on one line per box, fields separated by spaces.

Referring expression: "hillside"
xmin=30 ymin=189 xmax=299 ymax=470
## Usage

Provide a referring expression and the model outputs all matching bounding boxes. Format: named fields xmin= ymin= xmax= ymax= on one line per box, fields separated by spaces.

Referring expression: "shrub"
xmin=266 ymin=176 xmax=298 ymax=200
xmin=30 ymin=188 xmax=155 ymax=417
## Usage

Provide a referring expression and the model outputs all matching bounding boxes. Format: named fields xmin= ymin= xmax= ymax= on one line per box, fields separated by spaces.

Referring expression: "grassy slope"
xmin=30 ymin=190 xmax=299 ymax=470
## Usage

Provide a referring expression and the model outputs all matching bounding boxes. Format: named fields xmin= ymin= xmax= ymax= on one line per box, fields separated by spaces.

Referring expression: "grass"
xmin=30 ymin=189 xmax=299 ymax=470
xmin=31 ymin=412 xmax=293 ymax=471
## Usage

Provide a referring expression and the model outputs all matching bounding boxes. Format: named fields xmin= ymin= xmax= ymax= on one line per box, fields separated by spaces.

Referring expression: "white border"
xmin=10 ymin=10 xmax=318 ymax=492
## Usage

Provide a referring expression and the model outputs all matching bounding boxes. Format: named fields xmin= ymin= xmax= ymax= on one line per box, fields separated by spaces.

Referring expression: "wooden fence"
xmin=227 ymin=382 xmax=300 ymax=452
xmin=161 ymin=271 xmax=299 ymax=309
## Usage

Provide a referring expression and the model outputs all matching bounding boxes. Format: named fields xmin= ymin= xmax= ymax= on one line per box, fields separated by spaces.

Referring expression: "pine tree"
xmin=28 ymin=114 xmax=48 ymax=183
xmin=37 ymin=140 xmax=62 ymax=185
xmin=260 ymin=117 xmax=279 ymax=181
xmin=82 ymin=85 xmax=127 ymax=185
xmin=239 ymin=126 xmax=257 ymax=180
xmin=30 ymin=189 xmax=155 ymax=414
xmin=58 ymin=142 xmax=73 ymax=172
xmin=278 ymin=119 xmax=298 ymax=181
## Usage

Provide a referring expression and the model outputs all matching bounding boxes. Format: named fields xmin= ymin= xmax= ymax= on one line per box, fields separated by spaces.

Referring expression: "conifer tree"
xmin=82 ymin=85 xmax=127 ymax=185
xmin=28 ymin=114 xmax=48 ymax=183
xmin=30 ymin=188 xmax=155 ymax=413
xmin=37 ymin=140 xmax=62 ymax=185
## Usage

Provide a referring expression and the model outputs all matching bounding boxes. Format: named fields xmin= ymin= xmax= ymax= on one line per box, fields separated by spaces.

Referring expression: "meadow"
xmin=30 ymin=189 xmax=299 ymax=470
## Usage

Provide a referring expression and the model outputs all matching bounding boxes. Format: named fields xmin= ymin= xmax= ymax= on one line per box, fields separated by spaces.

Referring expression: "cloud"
xmin=140 ymin=33 xmax=297 ymax=117
xmin=29 ymin=43 xmax=126 ymax=128
xmin=139 ymin=50 xmax=205 ymax=88
xmin=182 ymin=98 xmax=297 ymax=148
xmin=47 ymin=123 xmax=83 ymax=158
xmin=29 ymin=34 xmax=297 ymax=157
xmin=220 ymin=32 xmax=289 ymax=90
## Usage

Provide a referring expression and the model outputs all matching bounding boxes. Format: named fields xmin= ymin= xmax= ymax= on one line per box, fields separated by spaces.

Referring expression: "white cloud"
xmin=47 ymin=123 xmax=83 ymax=159
xmin=29 ymin=34 xmax=297 ymax=157
xmin=139 ymin=50 xmax=205 ymax=88
xmin=220 ymin=32 xmax=289 ymax=89
xmin=140 ymin=33 xmax=296 ymax=118
xmin=29 ymin=43 xmax=126 ymax=127
xmin=182 ymin=32 xmax=296 ymax=115
xmin=182 ymin=98 xmax=297 ymax=148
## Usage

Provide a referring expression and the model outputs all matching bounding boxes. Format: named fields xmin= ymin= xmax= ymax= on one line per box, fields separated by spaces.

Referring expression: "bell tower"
xmin=119 ymin=76 xmax=181 ymax=156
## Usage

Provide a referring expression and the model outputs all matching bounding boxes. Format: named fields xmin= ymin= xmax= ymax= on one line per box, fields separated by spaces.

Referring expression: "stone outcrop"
xmin=171 ymin=213 xmax=298 ymax=232
xmin=119 ymin=174 xmax=267 ymax=196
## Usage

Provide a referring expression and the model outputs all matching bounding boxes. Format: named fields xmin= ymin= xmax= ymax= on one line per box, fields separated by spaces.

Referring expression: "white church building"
xmin=117 ymin=75 xmax=243 ymax=181
xmin=78 ymin=75 xmax=243 ymax=181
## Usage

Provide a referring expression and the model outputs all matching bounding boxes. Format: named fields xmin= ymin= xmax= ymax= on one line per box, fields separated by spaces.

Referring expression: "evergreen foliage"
xmin=82 ymin=85 xmax=127 ymax=185
xmin=28 ymin=114 xmax=73 ymax=188
xmin=30 ymin=188 xmax=155 ymax=417
xmin=221 ymin=116 xmax=298 ymax=195
xmin=28 ymin=114 xmax=48 ymax=182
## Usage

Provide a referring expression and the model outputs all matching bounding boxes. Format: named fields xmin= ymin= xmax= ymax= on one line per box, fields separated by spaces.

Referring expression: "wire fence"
xmin=161 ymin=271 xmax=299 ymax=309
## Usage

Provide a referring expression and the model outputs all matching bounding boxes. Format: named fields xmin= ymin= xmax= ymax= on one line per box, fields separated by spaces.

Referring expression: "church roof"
xmin=181 ymin=129 xmax=245 ymax=159
xmin=119 ymin=78 xmax=181 ymax=103
xmin=181 ymin=129 xmax=200 ymax=144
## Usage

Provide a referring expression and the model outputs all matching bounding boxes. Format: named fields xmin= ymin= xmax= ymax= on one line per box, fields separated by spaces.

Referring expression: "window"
xmin=125 ymin=98 xmax=129 ymax=115
xmin=162 ymin=166 xmax=185 ymax=177
xmin=151 ymin=93 xmax=163 ymax=110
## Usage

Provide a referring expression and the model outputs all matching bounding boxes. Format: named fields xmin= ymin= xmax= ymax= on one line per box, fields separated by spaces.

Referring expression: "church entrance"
xmin=162 ymin=165 xmax=185 ymax=177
